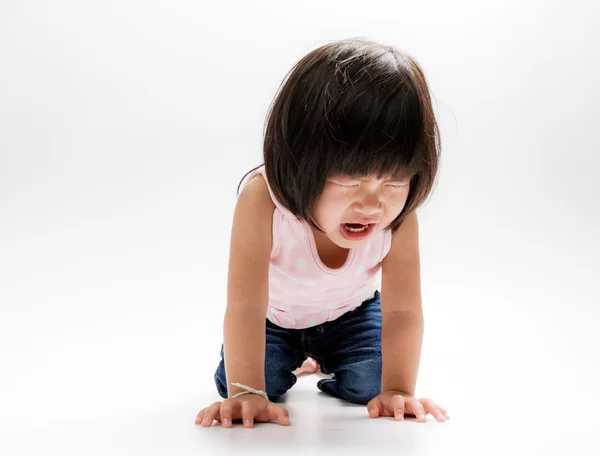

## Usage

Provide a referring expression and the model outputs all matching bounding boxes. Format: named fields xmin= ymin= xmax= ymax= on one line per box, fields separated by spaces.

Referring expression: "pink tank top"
xmin=239 ymin=166 xmax=392 ymax=329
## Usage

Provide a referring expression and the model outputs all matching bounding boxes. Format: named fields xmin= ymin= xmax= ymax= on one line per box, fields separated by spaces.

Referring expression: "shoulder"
xmin=383 ymin=210 xmax=420 ymax=268
xmin=237 ymin=173 xmax=276 ymax=215
xmin=381 ymin=211 xmax=422 ymax=314
xmin=232 ymin=173 xmax=276 ymax=253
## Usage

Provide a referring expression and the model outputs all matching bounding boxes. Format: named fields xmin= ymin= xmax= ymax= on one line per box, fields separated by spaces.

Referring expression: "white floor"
xmin=2 ymin=373 xmax=597 ymax=456
xmin=1 ymin=278 xmax=598 ymax=456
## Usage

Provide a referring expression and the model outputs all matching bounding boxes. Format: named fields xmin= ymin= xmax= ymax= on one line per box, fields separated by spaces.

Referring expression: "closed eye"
xmin=335 ymin=182 xmax=406 ymax=189
xmin=331 ymin=181 xmax=359 ymax=188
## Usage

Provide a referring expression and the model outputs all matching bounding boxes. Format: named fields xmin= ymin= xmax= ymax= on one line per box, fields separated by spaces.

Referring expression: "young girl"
xmin=196 ymin=38 xmax=450 ymax=428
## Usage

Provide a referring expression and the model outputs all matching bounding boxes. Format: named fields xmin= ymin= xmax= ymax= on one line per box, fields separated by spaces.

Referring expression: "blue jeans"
xmin=214 ymin=290 xmax=382 ymax=405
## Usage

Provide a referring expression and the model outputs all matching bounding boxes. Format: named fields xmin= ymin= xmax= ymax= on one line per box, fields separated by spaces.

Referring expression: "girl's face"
xmin=311 ymin=173 xmax=411 ymax=248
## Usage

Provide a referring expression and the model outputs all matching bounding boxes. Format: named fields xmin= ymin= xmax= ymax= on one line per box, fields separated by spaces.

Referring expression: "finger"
xmin=419 ymin=398 xmax=446 ymax=422
xmin=240 ymin=399 xmax=255 ymax=428
xmin=194 ymin=408 xmax=206 ymax=425
xmin=271 ymin=405 xmax=291 ymax=426
xmin=366 ymin=397 xmax=382 ymax=418
xmin=438 ymin=405 xmax=450 ymax=420
xmin=410 ymin=398 xmax=427 ymax=422
xmin=220 ymin=399 xmax=237 ymax=428
xmin=390 ymin=395 xmax=405 ymax=421
xmin=200 ymin=402 xmax=221 ymax=427
xmin=196 ymin=404 xmax=212 ymax=426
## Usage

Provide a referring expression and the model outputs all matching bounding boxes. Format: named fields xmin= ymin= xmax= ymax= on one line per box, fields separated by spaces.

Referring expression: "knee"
xmin=343 ymin=382 xmax=381 ymax=405
xmin=214 ymin=359 xmax=297 ymax=402
xmin=264 ymin=363 xmax=297 ymax=402
xmin=336 ymin=363 xmax=382 ymax=405
xmin=214 ymin=363 xmax=228 ymax=399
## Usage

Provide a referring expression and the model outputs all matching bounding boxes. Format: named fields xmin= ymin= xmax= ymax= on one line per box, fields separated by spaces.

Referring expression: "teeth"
xmin=344 ymin=224 xmax=368 ymax=232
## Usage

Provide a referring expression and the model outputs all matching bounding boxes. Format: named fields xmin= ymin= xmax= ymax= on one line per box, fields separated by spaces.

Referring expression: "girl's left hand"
xmin=366 ymin=390 xmax=450 ymax=422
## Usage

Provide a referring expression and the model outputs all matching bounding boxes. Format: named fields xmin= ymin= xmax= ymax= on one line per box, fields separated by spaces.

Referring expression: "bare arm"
xmin=223 ymin=175 xmax=275 ymax=397
xmin=380 ymin=211 xmax=424 ymax=396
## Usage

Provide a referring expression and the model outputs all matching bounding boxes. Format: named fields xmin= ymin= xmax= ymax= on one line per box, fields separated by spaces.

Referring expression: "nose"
xmin=355 ymin=192 xmax=382 ymax=215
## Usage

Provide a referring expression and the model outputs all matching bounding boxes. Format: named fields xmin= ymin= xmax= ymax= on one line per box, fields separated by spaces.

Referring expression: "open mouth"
xmin=340 ymin=223 xmax=375 ymax=240
xmin=344 ymin=223 xmax=370 ymax=232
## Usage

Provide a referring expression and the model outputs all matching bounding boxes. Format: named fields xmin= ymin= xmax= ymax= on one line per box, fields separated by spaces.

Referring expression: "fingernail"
xmin=222 ymin=418 xmax=229 ymax=426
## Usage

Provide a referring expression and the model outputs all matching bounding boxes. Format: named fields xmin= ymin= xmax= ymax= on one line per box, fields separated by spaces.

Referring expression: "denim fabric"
xmin=214 ymin=290 xmax=381 ymax=405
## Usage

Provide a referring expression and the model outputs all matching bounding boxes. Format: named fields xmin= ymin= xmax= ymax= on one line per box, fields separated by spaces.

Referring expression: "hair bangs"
xmin=316 ymin=54 xmax=426 ymax=182
xmin=250 ymin=38 xmax=440 ymax=232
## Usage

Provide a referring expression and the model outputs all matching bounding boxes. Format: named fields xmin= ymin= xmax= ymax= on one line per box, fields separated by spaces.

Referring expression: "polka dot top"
xmin=239 ymin=166 xmax=392 ymax=330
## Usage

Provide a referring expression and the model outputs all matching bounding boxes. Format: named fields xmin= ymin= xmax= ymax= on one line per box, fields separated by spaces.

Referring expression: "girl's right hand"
xmin=195 ymin=394 xmax=291 ymax=428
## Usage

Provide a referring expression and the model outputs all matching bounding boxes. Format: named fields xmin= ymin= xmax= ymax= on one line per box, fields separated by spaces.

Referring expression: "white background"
xmin=1 ymin=1 xmax=598 ymax=455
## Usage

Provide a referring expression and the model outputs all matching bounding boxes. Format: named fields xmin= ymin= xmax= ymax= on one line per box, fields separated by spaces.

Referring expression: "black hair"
xmin=239 ymin=37 xmax=441 ymax=232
